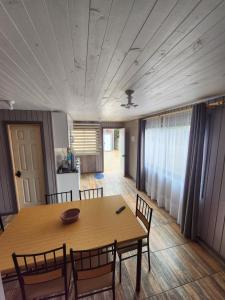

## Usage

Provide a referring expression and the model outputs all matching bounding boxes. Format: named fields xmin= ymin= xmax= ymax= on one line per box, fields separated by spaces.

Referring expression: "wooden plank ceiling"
xmin=0 ymin=0 xmax=225 ymax=121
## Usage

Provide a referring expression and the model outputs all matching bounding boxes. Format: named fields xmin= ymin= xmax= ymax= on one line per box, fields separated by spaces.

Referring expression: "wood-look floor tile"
xmin=181 ymin=243 xmax=223 ymax=274
xmin=120 ymin=242 xmax=224 ymax=298
xmin=150 ymin=210 xmax=174 ymax=228
xmin=4 ymin=281 xmax=21 ymax=300
xmin=149 ymin=271 xmax=225 ymax=300
xmin=150 ymin=223 xmax=188 ymax=252
xmin=124 ymin=256 xmax=163 ymax=299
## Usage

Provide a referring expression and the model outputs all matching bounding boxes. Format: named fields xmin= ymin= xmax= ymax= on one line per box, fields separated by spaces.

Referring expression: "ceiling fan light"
xmin=121 ymin=89 xmax=138 ymax=109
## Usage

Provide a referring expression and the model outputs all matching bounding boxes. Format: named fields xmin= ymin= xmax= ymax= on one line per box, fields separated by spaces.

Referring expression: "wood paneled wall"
xmin=101 ymin=121 xmax=125 ymax=128
xmin=78 ymin=155 xmax=102 ymax=173
xmin=0 ymin=110 xmax=56 ymax=215
xmin=199 ymin=105 xmax=225 ymax=259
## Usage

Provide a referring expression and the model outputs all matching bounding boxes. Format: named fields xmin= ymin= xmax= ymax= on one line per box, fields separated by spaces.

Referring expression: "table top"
xmin=0 ymin=195 xmax=146 ymax=273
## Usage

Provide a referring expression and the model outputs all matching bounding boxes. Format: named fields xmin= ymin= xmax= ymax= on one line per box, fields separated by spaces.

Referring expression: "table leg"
xmin=136 ymin=239 xmax=142 ymax=292
xmin=0 ymin=273 xmax=6 ymax=300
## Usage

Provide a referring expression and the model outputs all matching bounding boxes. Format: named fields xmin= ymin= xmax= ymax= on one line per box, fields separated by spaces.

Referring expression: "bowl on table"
xmin=60 ymin=208 xmax=80 ymax=224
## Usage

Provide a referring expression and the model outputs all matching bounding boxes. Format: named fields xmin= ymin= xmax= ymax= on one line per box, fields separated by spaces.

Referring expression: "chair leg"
xmin=112 ymin=285 xmax=115 ymax=300
xmin=65 ymin=286 xmax=69 ymax=300
xmin=147 ymin=239 xmax=150 ymax=272
xmin=20 ymin=285 xmax=26 ymax=300
xmin=0 ymin=217 xmax=4 ymax=232
xmin=119 ymin=255 xmax=122 ymax=283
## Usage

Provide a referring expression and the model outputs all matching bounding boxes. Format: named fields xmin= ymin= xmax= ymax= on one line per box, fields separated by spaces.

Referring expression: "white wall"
xmin=125 ymin=120 xmax=138 ymax=180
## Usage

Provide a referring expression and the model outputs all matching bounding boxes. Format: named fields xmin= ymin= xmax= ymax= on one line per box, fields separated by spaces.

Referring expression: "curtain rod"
xmin=142 ymin=105 xmax=192 ymax=120
xmin=207 ymin=98 xmax=225 ymax=108
xmin=142 ymin=95 xmax=225 ymax=120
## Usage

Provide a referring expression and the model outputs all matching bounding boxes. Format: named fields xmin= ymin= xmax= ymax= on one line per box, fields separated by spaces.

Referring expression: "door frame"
xmin=102 ymin=126 xmax=127 ymax=175
xmin=4 ymin=121 xmax=48 ymax=211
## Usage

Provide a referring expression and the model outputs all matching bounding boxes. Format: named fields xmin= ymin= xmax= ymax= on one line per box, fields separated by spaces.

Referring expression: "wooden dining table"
xmin=0 ymin=195 xmax=147 ymax=297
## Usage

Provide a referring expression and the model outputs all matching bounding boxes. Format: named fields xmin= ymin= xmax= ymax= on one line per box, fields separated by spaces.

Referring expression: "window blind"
xmin=70 ymin=123 xmax=101 ymax=155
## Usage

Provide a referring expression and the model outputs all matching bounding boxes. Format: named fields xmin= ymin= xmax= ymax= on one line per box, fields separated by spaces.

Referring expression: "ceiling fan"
xmin=121 ymin=89 xmax=138 ymax=109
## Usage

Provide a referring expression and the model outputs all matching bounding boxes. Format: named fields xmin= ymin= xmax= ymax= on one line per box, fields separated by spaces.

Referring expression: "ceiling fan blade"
xmin=120 ymin=104 xmax=126 ymax=107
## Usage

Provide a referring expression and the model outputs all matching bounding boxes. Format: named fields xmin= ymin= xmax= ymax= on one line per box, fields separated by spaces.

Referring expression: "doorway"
xmin=103 ymin=128 xmax=125 ymax=175
xmin=8 ymin=124 xmax=46 ymax=209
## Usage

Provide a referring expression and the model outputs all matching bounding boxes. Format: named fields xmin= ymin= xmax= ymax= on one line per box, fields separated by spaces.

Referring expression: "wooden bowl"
xmin=60 ymin=208 xmax=80 ymax=224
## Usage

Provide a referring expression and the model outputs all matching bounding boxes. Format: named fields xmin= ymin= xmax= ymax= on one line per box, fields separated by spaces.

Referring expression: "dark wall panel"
xmin=0 ymin=110 xmax=56 ymax=215
xmin=101 ymin=121 xmax=125 ymax=128
xmin=221 ymin=223 xmax=225 ymax=258
xmin=214 ymin=169 xmax=225 ymax=253
xmin=207 ymin=110 xmax=225 ymax=246
xmin=200 ymin=105 xmax=225 ymax=259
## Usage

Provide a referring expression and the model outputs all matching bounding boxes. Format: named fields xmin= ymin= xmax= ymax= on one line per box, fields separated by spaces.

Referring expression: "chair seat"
xmin=77 ymin=273 xmax=112 ymax=295
xmin=24 ymin=264 xmax=71 ymax=300
xmin=117 ymin=238 xmax=148 ymax=255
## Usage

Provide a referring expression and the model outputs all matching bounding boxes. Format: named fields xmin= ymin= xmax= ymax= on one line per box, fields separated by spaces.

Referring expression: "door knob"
xmin=15 ymin=170 xmax=21 ymax=178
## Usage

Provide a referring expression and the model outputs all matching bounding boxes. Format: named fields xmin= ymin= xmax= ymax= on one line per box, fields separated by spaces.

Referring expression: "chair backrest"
xmin=45 ymin=190 xmax=73 ymax=204
xmin=70 ymin=241 xmax=117 ymax=299
xmin=79 ymin=187 xmax=103 ymax=200
xmin=12 ymin=244 xmax=68 ymax=300
xmin=136 ymin=194 xmax=153 ymax=235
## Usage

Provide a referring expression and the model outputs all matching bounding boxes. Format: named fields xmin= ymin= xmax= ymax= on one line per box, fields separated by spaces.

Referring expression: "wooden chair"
xmin=0 ymin=217 xmax=19 ymax=284
xmin=45 ymin=190 xmax=73 ymax=204
xmin=12 ymin=244 xmax=71 ymax=300
xmin=0 ymin=216 xmax=4 ymax=231
xmin=117 ymin=194 xmax=153 ymax=282
xmin=79 ymin=187 xmax=103 ymax=200
xmin=70 ymin=241 xmax=117 ymax=299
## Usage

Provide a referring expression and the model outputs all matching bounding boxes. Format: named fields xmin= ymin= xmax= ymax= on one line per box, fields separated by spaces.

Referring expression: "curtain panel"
xmin=181 ymin=103 xmax=207 ymax=240
xmin=144 ymin=110 xmax=192 ymax=223
xmin=136 ymin=119 xmax=146 ymax=191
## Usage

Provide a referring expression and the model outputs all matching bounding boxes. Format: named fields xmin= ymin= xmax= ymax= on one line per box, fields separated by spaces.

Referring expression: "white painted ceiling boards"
xmin=0 ymin=0 xmax=225 ymax=120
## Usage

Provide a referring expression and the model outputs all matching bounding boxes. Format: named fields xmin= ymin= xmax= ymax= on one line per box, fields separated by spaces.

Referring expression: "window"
xmin=70 ymin=123 xmax=101 ymax=155
xmin=144 ymin=110 xmax=192 ymax=223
